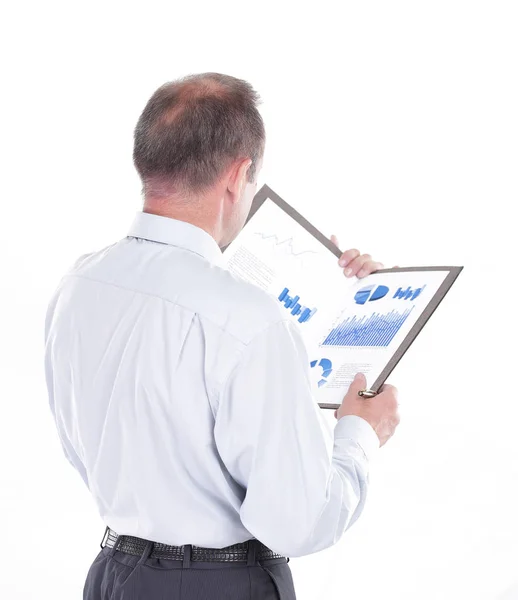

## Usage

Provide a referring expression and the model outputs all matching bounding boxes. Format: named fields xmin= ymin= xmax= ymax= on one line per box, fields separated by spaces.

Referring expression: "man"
xmin=44 ymin=73 xmax=400 ymax=600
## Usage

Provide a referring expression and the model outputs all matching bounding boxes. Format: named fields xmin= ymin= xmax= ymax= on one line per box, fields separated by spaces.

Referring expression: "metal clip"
xmin=358 ymin=389 xmax=378 ymax=398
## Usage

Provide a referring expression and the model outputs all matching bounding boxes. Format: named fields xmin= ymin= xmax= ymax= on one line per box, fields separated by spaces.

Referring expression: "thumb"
xmin=348 ymin=372 xmax=367 ymax=395
xmin=330 ymin=234 xmax=339 ymax=247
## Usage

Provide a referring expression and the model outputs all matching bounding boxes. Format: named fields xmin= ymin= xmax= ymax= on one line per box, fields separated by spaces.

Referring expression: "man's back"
xmin=45 ymin=211 xmax=379 ymax=559
xmin=45 ymin=211 xmax=293 ymax=544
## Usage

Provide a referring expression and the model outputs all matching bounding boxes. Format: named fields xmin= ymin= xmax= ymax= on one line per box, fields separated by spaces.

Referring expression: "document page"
xmin=223 ymin=196 xmax=347 ymax=352
xmin=222 ymin=186 xmax=463 ymax=409
xmin=313 ymin=268 xmax=456 ymax=407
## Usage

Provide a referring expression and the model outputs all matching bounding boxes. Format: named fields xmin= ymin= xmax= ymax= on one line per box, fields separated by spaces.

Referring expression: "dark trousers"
xmin=83 ymin=536 xmax=297 ymax=599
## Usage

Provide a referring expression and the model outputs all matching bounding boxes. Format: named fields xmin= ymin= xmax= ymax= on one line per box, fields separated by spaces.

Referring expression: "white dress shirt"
xmin=44 ymin=211 xmax=379 ymax=558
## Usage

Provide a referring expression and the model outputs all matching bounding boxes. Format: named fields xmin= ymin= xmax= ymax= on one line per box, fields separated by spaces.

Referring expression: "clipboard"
xmin=223 ymin=184 xmax=463 ymax=410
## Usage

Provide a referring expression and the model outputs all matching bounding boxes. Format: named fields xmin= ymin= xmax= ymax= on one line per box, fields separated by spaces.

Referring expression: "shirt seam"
xmin=216 ymin=319 xmax=294 ymax=409
xmin=65 ymin=272 xmax=288 ymax=347
xmin=126 ymin=235 xmax=221 ymax=264
xmin=64 ymin=273 xmax=289 ymax=352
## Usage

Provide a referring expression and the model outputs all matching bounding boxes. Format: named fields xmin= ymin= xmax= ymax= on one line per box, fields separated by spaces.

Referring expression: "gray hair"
xmin=133 ymin=73 xmax=265 ymax=195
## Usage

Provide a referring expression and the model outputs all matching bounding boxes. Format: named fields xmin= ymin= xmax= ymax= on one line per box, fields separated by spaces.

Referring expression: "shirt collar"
xmin=127 ymin=211 xmax=224 ymax=266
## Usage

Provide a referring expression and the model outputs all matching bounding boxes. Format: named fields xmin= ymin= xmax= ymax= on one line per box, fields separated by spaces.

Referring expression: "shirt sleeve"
xmin=55 ymin=425 xmax=91 ymax=489
xmin=213 ymin=318 xmax=380 ymax=558
xmin=44 ymin=283 xmax=90 ymax=490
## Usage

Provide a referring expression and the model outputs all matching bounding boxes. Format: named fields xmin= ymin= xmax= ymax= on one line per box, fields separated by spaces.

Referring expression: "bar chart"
xmin=322 ymin=306 xmax=416 ymax=347
xmin=278 ymin=287 xmax=317 ymax=323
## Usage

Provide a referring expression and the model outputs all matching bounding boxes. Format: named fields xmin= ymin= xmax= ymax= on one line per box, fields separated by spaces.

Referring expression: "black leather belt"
xmin=101 ymin=526 xmax=285 ymax=563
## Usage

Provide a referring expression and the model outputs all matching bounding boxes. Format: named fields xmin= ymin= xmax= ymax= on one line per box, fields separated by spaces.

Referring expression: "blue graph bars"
xmin=278 ymin=287 xmax=317 ymax=323
xmin=322 ymin=306 xmax=415 ymax=347
xmin=393 ymin=285 xmax=426 ymax=301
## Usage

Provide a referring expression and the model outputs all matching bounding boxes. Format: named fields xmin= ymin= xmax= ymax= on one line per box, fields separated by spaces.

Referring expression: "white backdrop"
xmin=1 ymin=1 xmax=517 ymax=599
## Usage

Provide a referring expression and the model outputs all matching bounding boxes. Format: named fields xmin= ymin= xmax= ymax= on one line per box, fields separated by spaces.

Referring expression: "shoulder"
xmin=68 ymin=242 xmax=120 ymax=272
xmin=195 ymin=264 xmax=289 ymax=344
xmin=62 ymin=240 xmax=289 ymax=345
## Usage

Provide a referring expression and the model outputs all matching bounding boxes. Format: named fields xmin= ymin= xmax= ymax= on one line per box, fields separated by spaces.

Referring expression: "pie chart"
xmin=354 ymin=284 xmax=389 ymax=305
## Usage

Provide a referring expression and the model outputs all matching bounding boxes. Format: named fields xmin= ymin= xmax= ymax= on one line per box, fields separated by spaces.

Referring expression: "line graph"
xmin=254 ymin=232 xmax=318 ymax=257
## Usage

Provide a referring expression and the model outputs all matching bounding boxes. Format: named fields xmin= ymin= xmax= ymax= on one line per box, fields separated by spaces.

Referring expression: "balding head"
xmin=133 ymin=73 xmax=265 ymax=199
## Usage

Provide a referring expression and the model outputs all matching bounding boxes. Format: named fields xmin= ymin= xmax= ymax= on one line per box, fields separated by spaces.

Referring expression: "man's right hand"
xmin=335 ymin=372 xmax=400 ymax=447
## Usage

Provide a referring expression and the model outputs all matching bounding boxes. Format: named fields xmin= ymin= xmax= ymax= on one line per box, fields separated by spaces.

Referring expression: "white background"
xmin=1 ymin=1 xmax=517 ymax=599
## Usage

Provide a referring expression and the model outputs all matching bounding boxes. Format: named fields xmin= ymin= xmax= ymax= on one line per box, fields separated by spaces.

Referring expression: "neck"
xmin=143 ymin=196 xmax=225 ymax=245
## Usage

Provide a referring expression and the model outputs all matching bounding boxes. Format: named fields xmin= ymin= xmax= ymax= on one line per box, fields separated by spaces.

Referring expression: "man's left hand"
xmin=330 ymin=235 xmax=399 ymax=278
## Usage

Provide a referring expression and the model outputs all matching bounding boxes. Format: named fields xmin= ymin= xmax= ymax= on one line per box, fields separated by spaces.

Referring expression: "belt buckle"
xmin=100 ymin=525 xmax=110 ymax=549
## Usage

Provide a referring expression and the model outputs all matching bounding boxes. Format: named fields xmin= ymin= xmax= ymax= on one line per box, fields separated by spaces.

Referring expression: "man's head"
xmin=133 ymin=73 xmax=265 ymax=247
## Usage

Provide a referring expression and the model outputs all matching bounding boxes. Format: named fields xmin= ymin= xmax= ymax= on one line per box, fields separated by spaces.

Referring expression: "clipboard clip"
xmin=358 ymin=389 xmax=378 ymax=398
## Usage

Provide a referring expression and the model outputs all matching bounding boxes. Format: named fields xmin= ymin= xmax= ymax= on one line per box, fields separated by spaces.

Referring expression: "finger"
xmin=390 ymin=385 xmax=399 ymax=398
xmin=343 ymin=253 xmax=371 ymax=276
xmin=343 ymin=253 xmax=372 ymax=277
xmin=378 ymin=382 xmax=396 ymax=393
xmin=338 ymin=248 xmax=360 ymax=268
xmin=357 ymin=260 xmax=384 ymax=278
xmin=393 ymin=265 xmax=400 ymax=269
xmin=348 ymin=372 xmax=367 ymax=394
xmin=330 ymin=235 xmax=339 ymax=248
xmin=334 ymin=409 xmax=338 ymax=419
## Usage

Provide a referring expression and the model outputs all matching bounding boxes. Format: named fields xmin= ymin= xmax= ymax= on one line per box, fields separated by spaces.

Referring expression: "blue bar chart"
xmin=322 ymin=306 xmax=415 ymax=347
xmin=393 ymin=285 xmax=426 ymax=301
xmin=278 ymin=287 xmax=317 ymax=323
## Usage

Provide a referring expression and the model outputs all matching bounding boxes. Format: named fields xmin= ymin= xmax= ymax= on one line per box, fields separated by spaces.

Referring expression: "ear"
xmin=227 ymin=158 xmax=252 ymax=201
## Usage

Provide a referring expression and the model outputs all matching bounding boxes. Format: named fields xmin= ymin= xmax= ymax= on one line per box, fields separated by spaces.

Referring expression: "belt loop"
xmin=247 ymin=540 xmax=257 ymax=566
xmin=183 ymin=544 xmax=192 ymax=569
xmin=108 ymin=532 xmax=121 ymax=558
xmin=136 ymin=539 xmax=154 ymax=568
